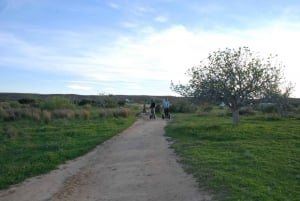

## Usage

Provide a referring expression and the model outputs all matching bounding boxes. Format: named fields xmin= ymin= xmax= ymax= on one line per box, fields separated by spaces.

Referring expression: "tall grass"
xmin=0 ymin=105 xmax=135 ymax=189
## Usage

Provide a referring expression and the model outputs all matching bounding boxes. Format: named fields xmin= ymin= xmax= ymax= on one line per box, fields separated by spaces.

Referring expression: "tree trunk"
xmin=232 ymin=110 xmax=240 ymax=125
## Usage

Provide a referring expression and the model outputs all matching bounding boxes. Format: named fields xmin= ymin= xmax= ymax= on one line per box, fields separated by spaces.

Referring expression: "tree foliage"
xmin=171 ymin=47 xmax=287 ymax=125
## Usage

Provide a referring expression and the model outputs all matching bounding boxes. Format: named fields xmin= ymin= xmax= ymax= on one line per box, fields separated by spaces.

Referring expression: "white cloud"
xmin=1 ymin=19 xmax=300 ymax=96
xmin=121 ymin=21 xmax=139 ymax=28
xmin=67 ymin=84 xmax=92 ymax=91
xmin=107 ymin=2 xmax=120 ymax=9
xmin=155 ymin=16 xmax=168 ymax=23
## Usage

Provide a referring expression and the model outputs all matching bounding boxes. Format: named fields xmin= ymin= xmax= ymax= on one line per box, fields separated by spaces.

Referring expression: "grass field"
xmin=0 ymin=110 xmax=135 ymax=190
xmin=165 ymin=112 xmax=300 ymax=201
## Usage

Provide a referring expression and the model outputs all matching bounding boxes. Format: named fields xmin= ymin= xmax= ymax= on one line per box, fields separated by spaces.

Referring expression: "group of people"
xmin=149 ymin=98 xmax=170 ymax=119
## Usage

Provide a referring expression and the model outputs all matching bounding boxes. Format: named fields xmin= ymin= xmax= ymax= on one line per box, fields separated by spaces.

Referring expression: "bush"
xmin=98 ymin=109 xmax=110 ymax=118
xmin=200 ymin=103 xmax=213 ymax=112
xmin=118 ymin=100 xmax=126 ymax=106
xmin=239 ymin=107 xmax=256 ymax=116
xmin=0 ymin=107 xmax=8 ymax=120
xmin=98 ymin=108 xmax=130 ymax=118
xmin=0 ymin=102 xmax=10 ymax=109
xmin=112 ymin=108 xmax=130 ymax=118
xmin=258 ymin=103 xmax=277 ymax=113
xmin=82 ymin=110 xmax=90 ymax=120
xmin=170 ymin=99 xmax=197 ymax=113
xmin=78 ymin=99 xmax=95 ymax=106
xmin=42 ymin=110 xmax=51 ymax=123
xmin=41 ymin=97 xmax=76 ymax=110
xmin=1 ymin=126 xmax=18 ymax=139
xmin=18 ymin=98 xmax=35 ymax=105
xmin=74 ymin=110 xmax=90 ymax=120
xmin=10 ymin=101 xmax=21 ymax=108
xmin=52 ymin=109 xmax=75 ymax=119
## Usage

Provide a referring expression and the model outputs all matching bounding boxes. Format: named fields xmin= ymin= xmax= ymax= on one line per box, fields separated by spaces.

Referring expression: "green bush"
xmin=169 ymin=99 xmax=197 ymax=113
xmin=52 ymin=109 xmax=75 ymax=119
xmin=99 ymin=95 xmax=119 ymax=108
xmin=200 ymin=103 xmax=213 ymax=112
xmin=112 ymin=108 xmax=130 ymax=118
xmin=239 ymin=107 xmax=256 ymax=116
xmin=18 ymin=98 xmax=36 ymax=105
xmin=42 ymin=110 xmax=51 ymax=123
xmin=40 ymin=97 xmax=76 ymax=110
xmin=257 ymin=103 xmax=277 ymax=113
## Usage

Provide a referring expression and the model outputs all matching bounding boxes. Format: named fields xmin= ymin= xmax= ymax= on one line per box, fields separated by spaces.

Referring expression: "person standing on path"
xmin=162 ymin=98 xmax=170 ymax=119
xmin=150 ymin=99 xmax=156 ymax=119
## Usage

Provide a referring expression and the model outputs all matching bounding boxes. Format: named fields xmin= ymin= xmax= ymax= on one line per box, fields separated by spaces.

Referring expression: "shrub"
xmin=31 ymin=110 xmax=41 ymax=121
xmin=42 ymin=110 xmax=51 ymax=123
xmin=52 ymin=109 xmax=75 ymax=119
xmin=41 ymin=97 xmax=76 ymax=110
xmin=99 ymin=95 xmax=119 ymax=108
xmin=118 ymin=100 xmax=126 ymax=106
xmin=2 ymin=126 xmax=18 ymax=138
xmin=258 ymin=103 xmax=277 ymax=113
xmin=0 ymin=102 xmax=10 ymax=109
xmin=78 ymin=99 xmax=95 ymax=106
xmin=170 ymin=99 xmax=197 ymax=113
xmin=98 ymin=109 xmax=109 ymax=118
xmin=155 ymin=104 xmax=161 ymax=114
xmin=239 ymin=107 xmax=256 ymax=116
xmin=0 ymin=107 xmax=8 ymax=120
xmin=3 ymin=109 xmax=17 ymax=121
xmin=18 ymin=98 xmax=35 ymax=105
xmin=82 ymin=104 xmax=92 ymax=110
xmin=75 ymin=110 xmax=90 ymax=120
xmin=82 ymin=110 xmax=90 ymax=120
xmin=200 ymin=103 xmax=213 ymax=112
xmin=113 ymin=108 xmax=130 ymax=118
xmin=10 ymin=101 xmax=21 ymax=108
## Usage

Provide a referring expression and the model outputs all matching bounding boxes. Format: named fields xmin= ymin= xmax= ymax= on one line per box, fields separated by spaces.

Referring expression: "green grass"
xmin=165 ymin=113 xmax=300 ymax=201
xmin=0 ymin=113 xmax=135 ymax=190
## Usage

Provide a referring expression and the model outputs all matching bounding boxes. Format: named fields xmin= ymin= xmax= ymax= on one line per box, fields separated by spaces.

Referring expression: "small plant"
xmin=2 ymin=126 xmax=18 ymax=139
xmin=75 ymin=110 xmax=90 ymax=120
xmin=52 ymin=109 xmax=75 ymax=119
xmin=42 ymin=110 xmax=51 ymax=123
xmin=82 ymin=110 xmax=90 ymax=120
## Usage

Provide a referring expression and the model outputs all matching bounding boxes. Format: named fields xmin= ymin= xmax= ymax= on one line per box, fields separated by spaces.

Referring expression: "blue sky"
xmin=1 ymin=0 xmax=300 ymax=97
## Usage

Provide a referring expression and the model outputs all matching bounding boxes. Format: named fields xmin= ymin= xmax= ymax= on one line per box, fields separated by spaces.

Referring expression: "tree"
xmin=171 ymin=47 xmax=286 ymax=125
xmin=264 ymin=82 xmax=294 ymax=116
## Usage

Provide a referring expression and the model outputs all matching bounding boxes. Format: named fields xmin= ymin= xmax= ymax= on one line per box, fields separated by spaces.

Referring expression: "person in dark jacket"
xmin=149 ymin=99 xmax=156 ymax=119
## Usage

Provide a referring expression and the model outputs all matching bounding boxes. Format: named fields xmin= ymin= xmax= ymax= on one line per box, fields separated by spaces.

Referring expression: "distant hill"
xmin=0 ymin=92 xmax=299 ymax=104
xmin=0 ymin=93 xmax=180 ymax=104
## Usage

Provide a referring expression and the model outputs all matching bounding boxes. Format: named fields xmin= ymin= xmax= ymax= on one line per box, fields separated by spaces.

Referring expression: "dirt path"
xmin=0 ymin=115 xmax=211 ymax=201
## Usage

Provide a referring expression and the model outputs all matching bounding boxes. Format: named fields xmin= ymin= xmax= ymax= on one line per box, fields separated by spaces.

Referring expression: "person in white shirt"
xmin=162 ymin=98 xmax=170 ymax=119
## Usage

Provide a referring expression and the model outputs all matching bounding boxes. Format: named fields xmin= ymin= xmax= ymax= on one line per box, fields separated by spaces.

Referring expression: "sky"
xmin=0 ymin=0 xmax=300 ymax=97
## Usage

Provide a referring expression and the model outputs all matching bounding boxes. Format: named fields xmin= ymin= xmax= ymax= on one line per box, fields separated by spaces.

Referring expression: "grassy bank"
xmin=0 ymin=109 xmax=135 ymax=190
xmin=165 ymin=113 xmax=299 ymax=201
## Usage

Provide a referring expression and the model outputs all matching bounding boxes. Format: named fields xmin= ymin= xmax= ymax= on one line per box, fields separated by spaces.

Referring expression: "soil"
xmin=0 ymin=115 xmax=212 ymax=201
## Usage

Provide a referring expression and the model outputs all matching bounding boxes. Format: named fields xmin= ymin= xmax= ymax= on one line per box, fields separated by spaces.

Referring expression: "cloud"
xmin=155 ymin=16 xmax=168 ymax=23
xmin=107 ymin=2 xmax=120 ymax=9
xmin=67 ymin=84 xmax=92 ymax=91
xmin=121 ymin=22 xmax=139 ymax=28
xmin=1 ymin=18 xmax=300 ymax=96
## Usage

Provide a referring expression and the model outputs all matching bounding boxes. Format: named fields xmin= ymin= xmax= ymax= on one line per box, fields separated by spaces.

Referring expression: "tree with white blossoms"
xmin=171 ymin=47 xmax=292 ymax=125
